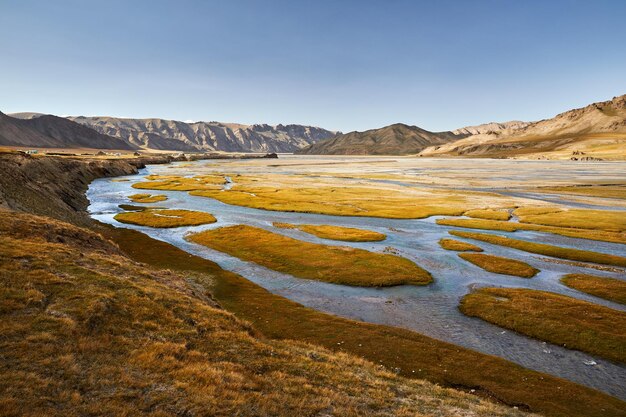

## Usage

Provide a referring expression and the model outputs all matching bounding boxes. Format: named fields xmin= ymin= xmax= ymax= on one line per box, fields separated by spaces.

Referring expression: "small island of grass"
xmin=128 ymin=193 xmax=168 ymax=203
xmin=114 ymin=209 xmax=216 ymax=228
xmin=188 ymin=225 xmax=431 ymax=287
xmin=561 ymin=273 xmax=626 ymax=305
xmin=439 ymin=238 xmax=483 ymax=252
xmin=458 ymin=253 xmax=538 ymax=278
xmin=273 ymin=222 xmax=386 ymax=242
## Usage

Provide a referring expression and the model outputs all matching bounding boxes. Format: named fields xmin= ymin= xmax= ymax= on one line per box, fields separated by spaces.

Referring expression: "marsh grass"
xmin=537 ymin=185 xmax=626 ymax=200
xmin=105 ymin=222 xmax=626 ymax=417
xmin=273 ymin=222 xmax=386 ymax=242
xmin=437 ymin=217 xmax=626 ymax=244
xmin=128 ymin=193 xmax=167 ymax=203
xmin=132 ymin=174 xmax=226 ymax=192
xmin=460 ymin=287 xmax=626 ymax=364
xmin=188 ymin=225 xmax=431 ymax=286
xmin=459 ymin=253 xmax=538 ymax=278
xmin=464 ymin=209 xmax=512 ymax=221
xmin=450 ymin=230 xmax=626 ymax=267
xmin=513 ymin=207 xmax=626 ymax=232
xmin=439 ymin=238 xmax=483 ymax=252
xmin=561 ymin=273 xmax=626 ymax=304
xmin=114 ymin=209 xmax=216 ymax=228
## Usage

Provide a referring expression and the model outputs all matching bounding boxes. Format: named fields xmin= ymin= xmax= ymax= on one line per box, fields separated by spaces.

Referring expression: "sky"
xmin=1 ymin=0 xmax=625 ymax=132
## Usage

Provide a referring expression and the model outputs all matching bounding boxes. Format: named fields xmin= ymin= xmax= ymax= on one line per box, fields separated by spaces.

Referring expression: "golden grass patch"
xmin=460 ymin=287 xmax=626 ymax=364
xmin=114 ymin=209 xmax=216 ymax=228
xmin=188 ymin=225 xmax=430 ymax=287
xmin=450 ymin=230 xmax=626 ymax=268
xmin=273 ymin=222 xmax=386 ymax=242
xmin=459 ymin=253 xmax=538 ymax=278
xmin=561 ymin=273 xmax=626 ymax=305
xmin=438 ymin=238 xmax=483 ymax=252
xmin=437 ymin=217 xmax=626 ymax=244
xmin=128 ymin=193 xmax=168 ymax=203
xmin=537 ymin=185 xmax=626 ymax=200
xmin=464 ymin=209 xmax=511 ymax=221
xmin=514 ymin=207 xmax=626 ymax=232
xmin=133 ymin=174 xmax=226 ymax=192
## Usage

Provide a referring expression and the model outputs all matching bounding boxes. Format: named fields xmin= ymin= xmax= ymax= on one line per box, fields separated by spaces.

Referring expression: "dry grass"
xmin=464 ymin=209 xmax=512 ymax=221
xmin=114 ymin=209 xmax=216 ymax=228
xmin=273 ymin=222 xmax=387 ymax=242
xmin=106 ymin=222 xmax=626 ymax=417
xmin=132 ymin=174 xmax=226 ymax=191
xmin=460 ymin=287 xmax=626 ymax=364
xmin=188 ymin=225 xmax=431 ymax=287
xmin=439 ymin=238 xmax=483 ymax=252
xmin=537 ymin=185 xmax=626 ymax=200
xmin=514 ymin=207 xmax=626 ymax=233
xmin=128 ymin=193 xmax=168 ymax=203
xmin=450 ymin=231 xmax=626 ymax=268
xmin=1 ymin=211 xmax=535 ymax=417
xmin=436 ymin=217 xmax=626 ymax=244
xmin=459 ymin=253 xmax=538 ymax=278
xmin=561 ymin=273 xmax=626 ymax=305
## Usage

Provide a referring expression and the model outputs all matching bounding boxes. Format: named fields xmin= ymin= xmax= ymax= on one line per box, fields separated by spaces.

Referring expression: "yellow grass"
xmin=437 ymin=217 xmax=626 ymax=244
xmin=106 ymin=219 xmax=626 ymax=417
xmin=114 ymin=209 xmax=216 ymax=228
xmin=128 ymin=193 xmax=168 ymax=203
xmin=132 ymin=174 xmax=226 ymax=191
xmin=561 ymin=273 xmax=626 ymax=305
xmin=1 ymin=212 xmax=531 ymax=417
xmin=450 ymin=230 xmax=626 ymax=268
xmin=514 ymin=207 xmax=626 ymax=232
xmin=464 ymin=209 xmax=512 ymax=221
xmin=459 ymin=253 xmax=538 ymax=278
xmin=460 ymin=287 xmax=626 ymax=364
xmin=273 ymin=222 xmax=386 ymax=242
xmin=188 ymin=225 xmax=431 ymax=287
xmin=538 ymin=185 xmax=626 ymax=200
xmin=439 ymin=238 xmax=483 ymax=252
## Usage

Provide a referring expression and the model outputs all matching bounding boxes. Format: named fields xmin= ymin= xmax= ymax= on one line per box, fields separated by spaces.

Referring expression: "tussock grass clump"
xmin=439 ymin=238 xmax=483 ymax=252
xmin=188 ymin=225 xmax=431 ymax=286
xmin=459 ymin=253 xmax=538 ymax=278
xmin=115 ymin=209 xmax=216 ymax=228
xmin=436 ymin=217 xmax=626 ymax=244
xmin=133 ymin=174 xmax=226 ymax=192
xmin=514 ymin=207 xmax=626 ymax=232
xmin=128 ymin=193 xmax=167 ymax=203
xmin=460 ymin=287 xmax=626 ymax=364
xmin=464 ymin=209 xmax=511 ymax=221
xmin=1 ymin=212 xmax=532 ymax=417
xmin=450 ymin=230 xmax=626 ymax=267
xmin=561 ymin=273 xmax=626 ymax=304
xmin=273 ymin=222 xmax=386 ymax=242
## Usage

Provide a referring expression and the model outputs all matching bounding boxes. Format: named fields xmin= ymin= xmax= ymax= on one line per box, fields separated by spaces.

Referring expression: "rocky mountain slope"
xmin=0 ymin=112 xmax=133 ymax=150
xmin=298 ymin=123 xmax=460 ymax=155
xmin=63 ymin=116 xmax=336 ymax=153
xmin=421 ymin=95 xmax=626 ymax=158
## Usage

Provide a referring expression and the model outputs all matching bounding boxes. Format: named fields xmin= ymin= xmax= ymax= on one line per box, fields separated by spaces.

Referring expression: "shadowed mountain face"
xmin=298 ymin=123 xmax=461 ymax=155
xmin=421 ymin=94 xmax=626 ymax=158
xmin=0 ymin=112 xmax=133 ymax=150
xmin=64 ymin=116 xmax=336 ymax=153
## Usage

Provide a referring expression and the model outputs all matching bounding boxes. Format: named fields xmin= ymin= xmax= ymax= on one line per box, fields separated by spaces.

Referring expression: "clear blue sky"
xmin=2 ymin=0 xmax=625 ymax=132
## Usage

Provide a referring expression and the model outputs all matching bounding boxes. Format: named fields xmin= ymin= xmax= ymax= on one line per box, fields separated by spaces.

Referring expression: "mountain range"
xmin=7 ymin=113 xmax=337 ymax=153
xmin=4 ymin=94 xmax=625 ymax=158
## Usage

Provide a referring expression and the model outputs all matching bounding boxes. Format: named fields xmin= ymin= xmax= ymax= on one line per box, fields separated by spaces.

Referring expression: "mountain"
xmin=0 ymin=112 xmax=133 ymax=150
xmin=421 ymin=95 xmax=626 ymax=158
xmin=298 ymin=123 xmax=460 ymax=155
xmin=64 ymin=116 xmax=336 ymax=153
xmin=452 ymin=121 xmax=530 ymax=136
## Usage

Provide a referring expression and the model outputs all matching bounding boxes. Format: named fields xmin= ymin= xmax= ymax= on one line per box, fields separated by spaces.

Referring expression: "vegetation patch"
xmin=128 ymin=193 xmax=168 ymax=203
xmin=105 ymin=222 xmax=626 ymax=417
xmin=464 ymin=209 xmax=511 ymax=221
xmin=450 ymin=230 xmax=626 ymax=268
xmin=513 ymin=207 xmax=626 ymax=232
xmin=458 ymin=253 xmax=538 ymax=278
xmin=437 ymin=217 xmax=626 ymax=244
xmin=537 ymin=185 xmax=626 ymax=200
xmin=188 ymin=225 xmax=431 ymax=287
xmin=114 ymin=209 xmax=216 ymax=228
xmin=561 ymin=273 xmax=626 ymax=305
xmin=273 ymin=222 xmax=386 ymax=242
xmin=132 ymin=174 xmax=226 ymax=192
xmin=439 ymin=238 xmax=483 ymax=252
xmin=460 ymin=287 xmax=626 ymax=364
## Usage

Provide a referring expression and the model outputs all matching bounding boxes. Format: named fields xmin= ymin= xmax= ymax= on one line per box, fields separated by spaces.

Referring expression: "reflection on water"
xmin=87 ymin=158 xmax=626 ymax=400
